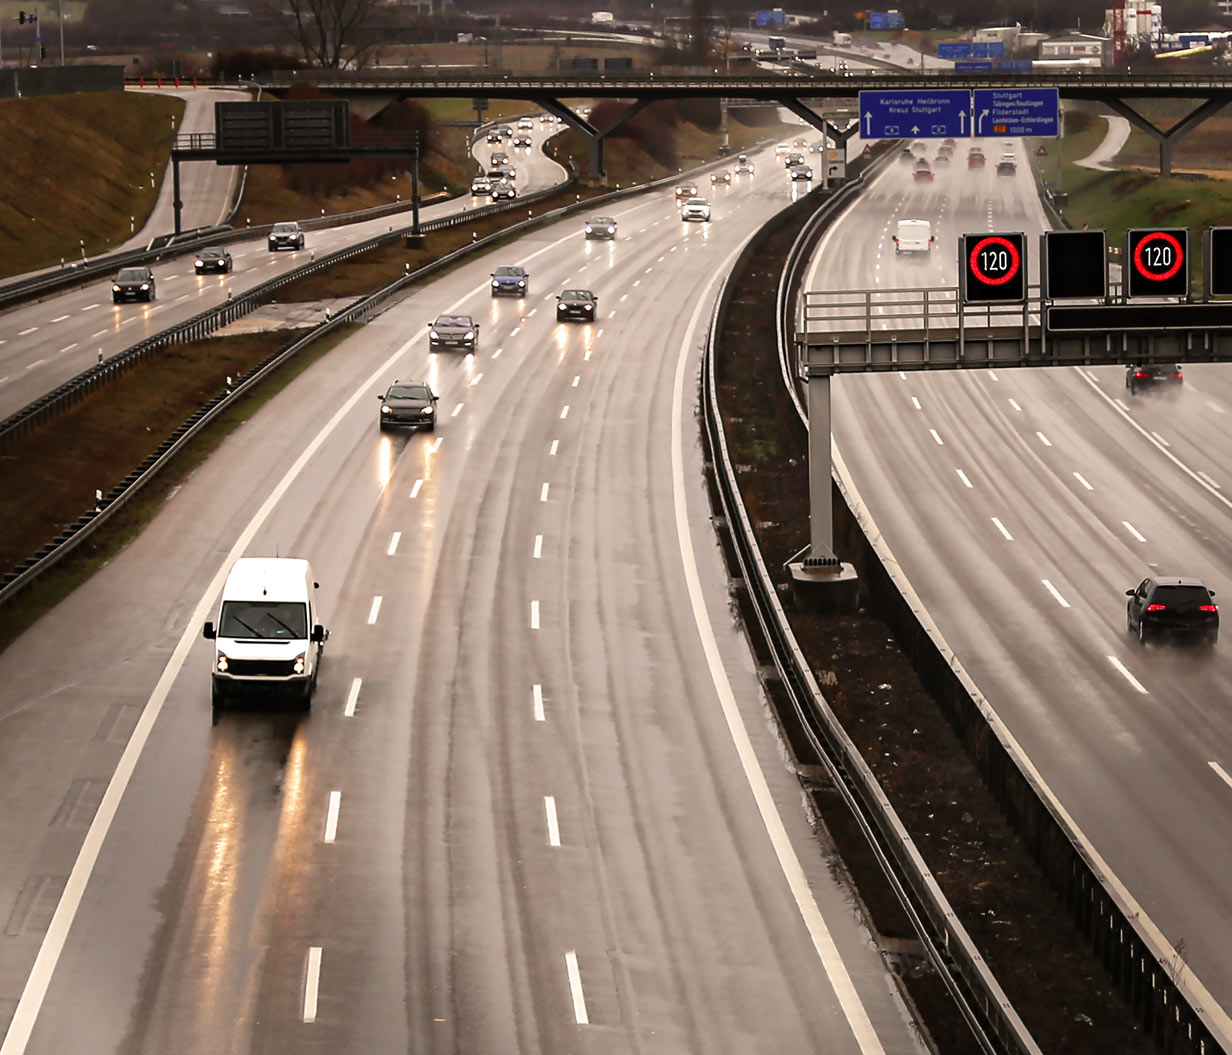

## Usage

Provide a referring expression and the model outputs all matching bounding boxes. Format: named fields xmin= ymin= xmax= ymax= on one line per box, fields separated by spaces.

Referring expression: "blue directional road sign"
xmin=953 ymin=60 xmax=994 ymax=72
xmin=973 ymin=87 xmax=1060 ymax=137
xmin=972 ymin=41 xmax=1005 ymax=58
xmin=938 ymin=42 xmax=972 ymax=59
xmin=859 ymin=90 xmax=971 ymax=139
xmin=869 ymin=11 xmax=886 ymax=28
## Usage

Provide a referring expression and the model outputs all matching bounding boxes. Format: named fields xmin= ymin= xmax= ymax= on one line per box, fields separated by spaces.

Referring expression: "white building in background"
xmin=1039 ymin=32 xmax=1109 ymax=60
xmin=1102 ymin=4 xmax=1164 ymax=47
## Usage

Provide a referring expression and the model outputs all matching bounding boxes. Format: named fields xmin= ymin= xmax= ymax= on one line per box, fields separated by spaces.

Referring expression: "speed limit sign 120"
xmin=1126 ymin=228 xmax=1189 ymax=298
xmin=961 ymin=232 xmax=1027 ymax=304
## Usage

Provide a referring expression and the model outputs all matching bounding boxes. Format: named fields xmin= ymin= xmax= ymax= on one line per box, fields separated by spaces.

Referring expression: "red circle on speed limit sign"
xmin=1132 ymin=230 xmax=1183 ymax=282
xmin=968 ymin=235 xmax=1021 ymax=286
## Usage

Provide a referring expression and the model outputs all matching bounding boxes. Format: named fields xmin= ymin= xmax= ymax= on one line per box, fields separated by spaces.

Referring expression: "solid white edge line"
xmin=1108 ymin=656 xmax=1149 ymax=694
xmin=367 ymin=596 xmax=383 ymax=624
xmin=1209 ymin=760 xmax=1232 ymax=791
xmin=533 ymin=683 xmax=545 ymax=722
xmin=544 ymin=796 xmax=561 ymax=846
xmin=303 ymin=946 xmax=322 ymax=1023
xmin=564 ymin=951 xmax=589 ymax=1025
xmin=387 ymin=531 xmax=401 ymax=556
xmin=323 ymin=791 xmax=341 ymax=843
xmin=343 ymin=677 xmax=361 ymax=718
xmin=1041 ymin=579 xmax=1071 ymax=608
xmin=672 ymin=243 xmax=886 ymax=1054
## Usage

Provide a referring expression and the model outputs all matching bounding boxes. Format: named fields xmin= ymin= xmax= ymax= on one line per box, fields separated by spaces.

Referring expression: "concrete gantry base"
xmin=787 ymin=559 xmax=860 ymax=614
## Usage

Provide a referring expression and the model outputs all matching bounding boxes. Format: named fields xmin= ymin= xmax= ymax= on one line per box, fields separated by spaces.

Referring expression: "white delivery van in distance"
xmin=893 ymin=218 xmax=935 ymax=255
xmin=202 ymin=557 xmax=328 ymax=709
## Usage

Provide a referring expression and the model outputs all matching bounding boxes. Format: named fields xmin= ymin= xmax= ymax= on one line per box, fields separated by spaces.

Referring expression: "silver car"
xmin=680 ymin=197 xmax=711 ymax=222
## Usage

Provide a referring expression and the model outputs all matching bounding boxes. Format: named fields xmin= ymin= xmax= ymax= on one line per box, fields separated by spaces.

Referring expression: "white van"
xmin=893 ymin=218 xmax=935 ymax=255
xmin=202 ymin=557 xmax=329 ymax=708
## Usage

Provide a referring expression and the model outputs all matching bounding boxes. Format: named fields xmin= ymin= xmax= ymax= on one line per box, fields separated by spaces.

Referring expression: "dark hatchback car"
xmin=556 ymin=289 xmax=598 ymax=321
xmin=428 ymin=314 xmax=478 ymax=350
xmin=194 ymin=247 xmax=232 ymax=274
xmin=378 ymin=380 xmax=438 ymax=431
xmin=1127 ymin=576 xmax=1218 ymax=645
xmin=491 ymin=265 xmax=529 ymax=296
xmin=1126 ymin=362 xmax=1183 ymax=395
xmin=112 ymin=266 xmax=156 ymax=303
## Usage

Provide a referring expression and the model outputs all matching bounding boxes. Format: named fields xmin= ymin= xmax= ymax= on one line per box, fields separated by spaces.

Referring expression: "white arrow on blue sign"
xmin=972 ymin=88 xmax=1060 ymax=137
xmin=858 ymin=90 xmax=971 ymax=139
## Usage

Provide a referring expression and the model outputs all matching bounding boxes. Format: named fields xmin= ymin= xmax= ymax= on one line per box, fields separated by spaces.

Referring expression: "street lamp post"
xmin=58 ymin=0 xmax=65 ymax=65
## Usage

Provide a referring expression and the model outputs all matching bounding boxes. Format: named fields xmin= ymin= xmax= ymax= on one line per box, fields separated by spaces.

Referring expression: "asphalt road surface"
xmin=805 ymin=143 xmax=1232 ymax=1038
xmin=0 ymin=136 xmax=928 ymax=1054
xmin=0 ymin=128 xmax=565 ymax=421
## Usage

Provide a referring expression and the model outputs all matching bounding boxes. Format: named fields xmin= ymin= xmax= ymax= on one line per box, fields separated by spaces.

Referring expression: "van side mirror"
xmin=202 ymin=621 xmax=216 ymax=640
xmin=311 ymin=624 xmax=326 ymax=643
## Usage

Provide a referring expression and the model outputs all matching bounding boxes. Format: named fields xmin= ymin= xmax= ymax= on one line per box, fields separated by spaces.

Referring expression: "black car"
xmin=1126 ymin=362 xmax=1183 ymax=395
xmin=378 ymin=380 xmax=438 ymax=431
xmin=1127 ymin=576 xmax=1218 ymax=645
xmin=428 ymin=314 xmax=478 ymax=350
xmin=112 ymin=266 xmax=155 ymax=303
xmin=194 ymin=247 xmax=232 ymax=274
xmin=556 ymin=289 xmax=598 ymax=321
xmin=268 ymin=221 xmax=305 ymax=251
xmin=486 ymin=130 xmax=502 ymax=144
xmin=491 ymin=183 xmax=517 ymax=200
xmin=584 ymin=216 xmax=617 ymax=240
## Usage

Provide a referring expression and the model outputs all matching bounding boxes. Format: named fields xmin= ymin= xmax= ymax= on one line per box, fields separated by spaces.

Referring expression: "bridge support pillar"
xmin=172 ymin=155 xmax=183 ymax=236
xmin=1103 ymin=96 xmax=1228 ymax=178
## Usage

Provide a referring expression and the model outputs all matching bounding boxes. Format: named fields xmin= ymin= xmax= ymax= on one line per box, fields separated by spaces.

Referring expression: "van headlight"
xmin=293 ymin=653 xmax=306 ymax=675
xmin=216 ymin=653 xmax=229 ymax=672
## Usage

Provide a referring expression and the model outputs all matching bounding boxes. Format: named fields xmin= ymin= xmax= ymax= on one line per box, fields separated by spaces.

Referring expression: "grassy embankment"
xmin=0 ymin=91 xmax=183 ymax=279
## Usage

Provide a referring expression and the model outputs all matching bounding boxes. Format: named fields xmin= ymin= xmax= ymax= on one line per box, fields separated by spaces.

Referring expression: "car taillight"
xmin=1146 ymin=603 xmax=1167 ymax=612
xmin=1200 ymin=604 xmax=1218 ymax=613
xmin=1172 ymin=373 xmax=1183 ymax=379
xmin=1135 ymin=371 xmax=1149 ymax=379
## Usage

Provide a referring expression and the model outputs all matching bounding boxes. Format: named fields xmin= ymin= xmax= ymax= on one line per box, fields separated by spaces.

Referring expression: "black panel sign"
xmin=1126 ymin=227 xmax=1188 ymax=298
xmin=961 ymin=232 xmax=1026 ymax=304
xmin=1042 ymin=229 xmax=1106 ymax=300
xmin=215 ymin=100 xmax=350 ymax=154
xmin=1047 ymin=302 xmax=1232 ymax=331
xmin=1206 ymin=227 xmax=1232 ymax=297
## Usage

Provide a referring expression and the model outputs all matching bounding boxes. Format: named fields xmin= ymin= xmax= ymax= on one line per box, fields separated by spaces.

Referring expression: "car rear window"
xmin=1152 ymin=585 xmax=1211 ymax=607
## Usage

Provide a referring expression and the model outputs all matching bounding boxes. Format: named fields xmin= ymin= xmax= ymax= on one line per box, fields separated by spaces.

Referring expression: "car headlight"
xmin=517 ymin=279 xmax=525 ymax=286
xmin=112 ymin=284 xmax=121 ymax=291
xmin=140 ymin=283 xmax=150 ymax=290
xmin=195 ymin=259 xmax=204 ymax=267
xmin=492 ymin=280 xmax=501 ymax=287
xmin=607 ymin=227 xmax=615 ymax=233
xmin=429 ymin=330 xmax=439 ymax=339
xmin=422 ymin=405 xmax=434 ymax=415
xmin=293 ymin=653 xmax=306 ymax=675
xmin=216 ymin=653 xmax=229 ymax=673
xmin=585 ymin=304 xmax=594 ymax=311
xmin=464 ymin=332 xmax=475 ymax=340
xmin=585 ymin=225 xmax=593 ymax=232
xmin=381 ymin=404 xmax=391 ymax=414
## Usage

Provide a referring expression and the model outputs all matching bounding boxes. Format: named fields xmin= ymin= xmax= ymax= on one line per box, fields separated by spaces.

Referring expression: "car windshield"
xmin=388 ymin=384 xmax=431 ymax=401
xmin=494 ymin=267 xmax=523 ymax=277
xmin=219 ymin=600 xmax=307 ymax=640
xmin=562 ymin=290 xmax=591 ymax=301
xmin=1152 ymin=586 xmax=1212 ymax=608
xmin=589 ymin=218 xmax=614 ymax=225
xmin=273 ymin=223 xmax=298 ymax=234
xmin=686 ymin=198 xmax=707 ymax=206
xmin=116 ymin=269 xmax=147 ymax=281
xmin=434 ymin=315 xmax=472 ymax=327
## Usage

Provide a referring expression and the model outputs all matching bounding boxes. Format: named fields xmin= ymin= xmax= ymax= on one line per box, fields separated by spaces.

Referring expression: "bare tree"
xmin=278 ymin=0 xmax=378 ymax=69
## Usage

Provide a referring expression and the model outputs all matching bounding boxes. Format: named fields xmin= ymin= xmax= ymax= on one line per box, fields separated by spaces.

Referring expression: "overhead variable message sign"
xmin=1126 ymin=228 xmax=1189 ymax=298
xmin=1043 ymin=230 xmax=1106 ymax=300
xmin=859 ymin=90 xmax=971 ymax=138
xmin=1206 ymin=227 xmax=1232 ymax=297
xmin=962 ymin=232 xmax=1027 ymax=304
xmin=938 ymin=41 xmax=972 ymax=59
xmin=973 ymin=88 xmax=1059 ymax=137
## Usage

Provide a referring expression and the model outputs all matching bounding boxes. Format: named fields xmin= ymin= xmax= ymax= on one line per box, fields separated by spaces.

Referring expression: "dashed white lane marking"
xmin=25 ymin=358 xmax=45 ymax=370
xmin=176 ymin=294 xmax=190 ymax=303
xmin=323 ymin=791 xmax=341 ymax=843
xmin=17 ymin=327 xmax=37 ymax=336
xmin=387 ymin=532 xmax=401 ymax=555
xmin=409 ymin=479 xmax=423 ymax=498
xmin=897 ymin=371 xmax=906 ymax=380
xmin=565 ymin=952 xmax=589 ymax=1025
xmin=597 ymin=329 xmax=603 ymax=338
xmin=429 ymin=437 xmax=442 ymax=453
xmin=1108 ymin=656 xmax=1148 ymax=694
xmin=544 ymin=796 xmax=561 ymax=846
xmin=1041 ymin=579 xmax=1071 ymax=608
xmin=572 ymin=375 xmax=580 ymax=387
xmin=607 ymin=310 xmax=615 ymax=318
xmin=530 ymin=600 xmax=540 ymax=629
xmin=533 ymin=535 xmax=543 ymax=559
xmin=343 ymin=677 xmax=361 ymax=718
xmin=620 ymin=293 xmax=628 ymax=302
xmin=367 ymin=596 xmax=382 ymax=624
xmin=450 ymin=403 xmax=463 ymax=417
xmin=956 ymin=469 xmax=973 ymax=488
xmin=50 ymin=315 xmax=69 ymax=323
xmin=493 ymin=347 xmax=503 ymax=359
xmin=1073 ymin=472 xmax=1093 ymax=491
xmin=1008 ymin=398 xmax=1022 ymax=412
xmin=1123 ymin=521 xmax=1147 ymax=543
xmin=303 ymin=947 xmax=322 ymax=1023
xmin=533 ymin=683 xmax=545 ymax=721
xmin=90 ymin=329 xmax=107 ymax=339
xmin=511 ymin=326 xmax=521 ymax=336
xmin=58 ymin=343 xmax=77 ymax=354
xmin=1209 ymin=760 xmax=1232 ymax=791
xmin=1036 ymin=431 xmax=1052 ymax=447
xmin=1150 ymin=431 xmax=1170 ymax=448
xmin=1198 ymin=471 xmax=1222 ymax=490
xmin=632 ymin=279 xmax=640 ymax=287
xmin=560 ymin=405 xmax=569 ymax=419
xmin=0 ymin=377 xmax=8 ymax=386
xmin=910 ymin=396 xmax=921 ymax=410
xmin=81 ymin=303 xmax=99 ymax=311
xmin=549 ymin=440 xmax=560 ymax=456
xmin=470 ymin=373 xmax=483 ymax=386
xmin=540 ymin=483 xmax=550 ymax=502
xmin=991 ymin=517 xmax=1013 ymax=540
xmin=527 ymin=308 xmax=537 ymax=318
xmin=928 ymin=428 xmax=943 ymax=445
xmin=1206 ymin=400 xmax=1225 ymax=414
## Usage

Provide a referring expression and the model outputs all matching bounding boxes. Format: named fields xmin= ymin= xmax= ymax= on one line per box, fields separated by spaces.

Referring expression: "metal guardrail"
xmin=775 ymin=155 xmax=1232 ymax=1054
xmin=703 ymin=161 xmax=1042 ymax=1055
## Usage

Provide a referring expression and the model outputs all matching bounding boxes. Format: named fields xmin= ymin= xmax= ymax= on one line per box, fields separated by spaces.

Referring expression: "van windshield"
xmin=219 ymin=601 xmax=308 ymax=639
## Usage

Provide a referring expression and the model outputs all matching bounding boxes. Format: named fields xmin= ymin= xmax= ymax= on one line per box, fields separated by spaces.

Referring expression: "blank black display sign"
xmin=1042 ymin=230 xmax=1106 ymax=299
xmin=1206 ymin=227 xmax=1232 ymax=297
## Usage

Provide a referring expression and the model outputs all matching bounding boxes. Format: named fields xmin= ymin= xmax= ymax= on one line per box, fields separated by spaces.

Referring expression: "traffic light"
xmin=1126 ymin=228 xmax=1189 ymax=298
xmin=17 ymin=10 xmax=26 ymax=23
xmin=961 ymin=232 xmax=1027 ymax=304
